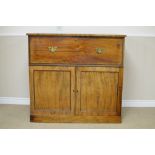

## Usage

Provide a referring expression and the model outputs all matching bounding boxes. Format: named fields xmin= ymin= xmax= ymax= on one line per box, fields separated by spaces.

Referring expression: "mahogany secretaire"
xmin=28 ymin=33 xmax=126 ymax=123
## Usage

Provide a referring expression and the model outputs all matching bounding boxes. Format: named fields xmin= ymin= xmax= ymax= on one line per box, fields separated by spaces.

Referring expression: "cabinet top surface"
xmin=27 ymin=33 xmax=126 ymax=38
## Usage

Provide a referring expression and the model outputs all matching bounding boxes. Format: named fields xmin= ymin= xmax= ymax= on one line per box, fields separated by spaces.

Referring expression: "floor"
xmin=0 ymin=105 xmax=155 ymax=129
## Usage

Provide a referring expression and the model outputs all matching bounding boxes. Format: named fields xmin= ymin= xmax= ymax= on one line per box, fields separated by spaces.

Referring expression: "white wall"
xmin=0 ymin=26 xmax=155 ymax=36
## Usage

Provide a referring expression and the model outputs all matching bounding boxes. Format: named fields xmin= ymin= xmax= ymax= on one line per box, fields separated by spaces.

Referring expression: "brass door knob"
xmin=48 ymin=46 xmax=58 ymax=53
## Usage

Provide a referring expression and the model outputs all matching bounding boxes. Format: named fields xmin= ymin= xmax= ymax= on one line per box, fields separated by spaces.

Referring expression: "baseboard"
xmin=0 ymin=97 xmax=155 ymax=107
xmin=122 ymin=100 xmax=155 ymax=107
xmin=0 ymin=97 xmax=30 ymax=105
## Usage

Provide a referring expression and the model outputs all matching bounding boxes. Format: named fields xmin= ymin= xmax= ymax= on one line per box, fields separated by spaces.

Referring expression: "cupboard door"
xmin=76 ymin=67 xmax=120 ymax=116
xmin=30 ymin=66 xmax=75 ymax=116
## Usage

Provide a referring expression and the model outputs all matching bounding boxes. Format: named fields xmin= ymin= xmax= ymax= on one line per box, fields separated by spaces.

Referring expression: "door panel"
xmin=76 ymin=67 xmax=119 ymax=116
xmin=30 ymin=66 xmax=75 ymax=115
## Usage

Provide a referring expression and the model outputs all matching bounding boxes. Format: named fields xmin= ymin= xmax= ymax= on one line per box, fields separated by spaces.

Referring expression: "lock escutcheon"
xmin=96 ymin=48 xmax=104 ymax=54
xmin=48 ymin=46 xmax=58 ymax=53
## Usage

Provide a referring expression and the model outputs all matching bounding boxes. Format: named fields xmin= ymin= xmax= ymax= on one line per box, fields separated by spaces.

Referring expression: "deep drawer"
xmin=29 ymin=36 xmax=123 ymax=65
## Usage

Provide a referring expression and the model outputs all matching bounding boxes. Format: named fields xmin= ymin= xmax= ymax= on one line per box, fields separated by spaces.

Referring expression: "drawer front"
xmin=29 ymin=36 xmax=123 ymax=65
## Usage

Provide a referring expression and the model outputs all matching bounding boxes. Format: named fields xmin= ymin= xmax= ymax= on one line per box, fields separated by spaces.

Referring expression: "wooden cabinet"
xmin=28 ymin=33 xmax=126 ymax=123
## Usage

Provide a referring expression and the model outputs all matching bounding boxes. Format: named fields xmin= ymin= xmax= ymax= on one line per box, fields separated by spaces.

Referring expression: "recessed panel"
xmin=76 ymin=67 xmax=119 ymax=116
xmin=34 ymin=70 xmax=71 ymax=114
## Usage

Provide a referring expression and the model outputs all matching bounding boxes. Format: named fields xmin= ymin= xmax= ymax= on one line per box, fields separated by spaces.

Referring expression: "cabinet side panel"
xmin=117 ymin=68 xmax=123 ymax=115
xmin=29 ymin=67 xmax=35 ymax=115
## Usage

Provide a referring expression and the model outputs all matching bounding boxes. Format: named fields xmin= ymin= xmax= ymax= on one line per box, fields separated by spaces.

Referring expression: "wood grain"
xmin=29 ymin=66 xmax=75 ymax=116
xmin=76 ymin=67 xmax=119 ymax=116
xmin=30 ymin=115 xmax=121 ymax=123
xmin=117 ymin=68 xmax=123 ymax=115
xmin=29 ymin=36 xmax=123 ymax=65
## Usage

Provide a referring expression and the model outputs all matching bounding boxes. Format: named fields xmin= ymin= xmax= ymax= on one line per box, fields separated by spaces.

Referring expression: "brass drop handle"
xmin=96 ymin=48 xmax=104 ymax=54
xmin=48 ymin=46 xmax=58 ymax=53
